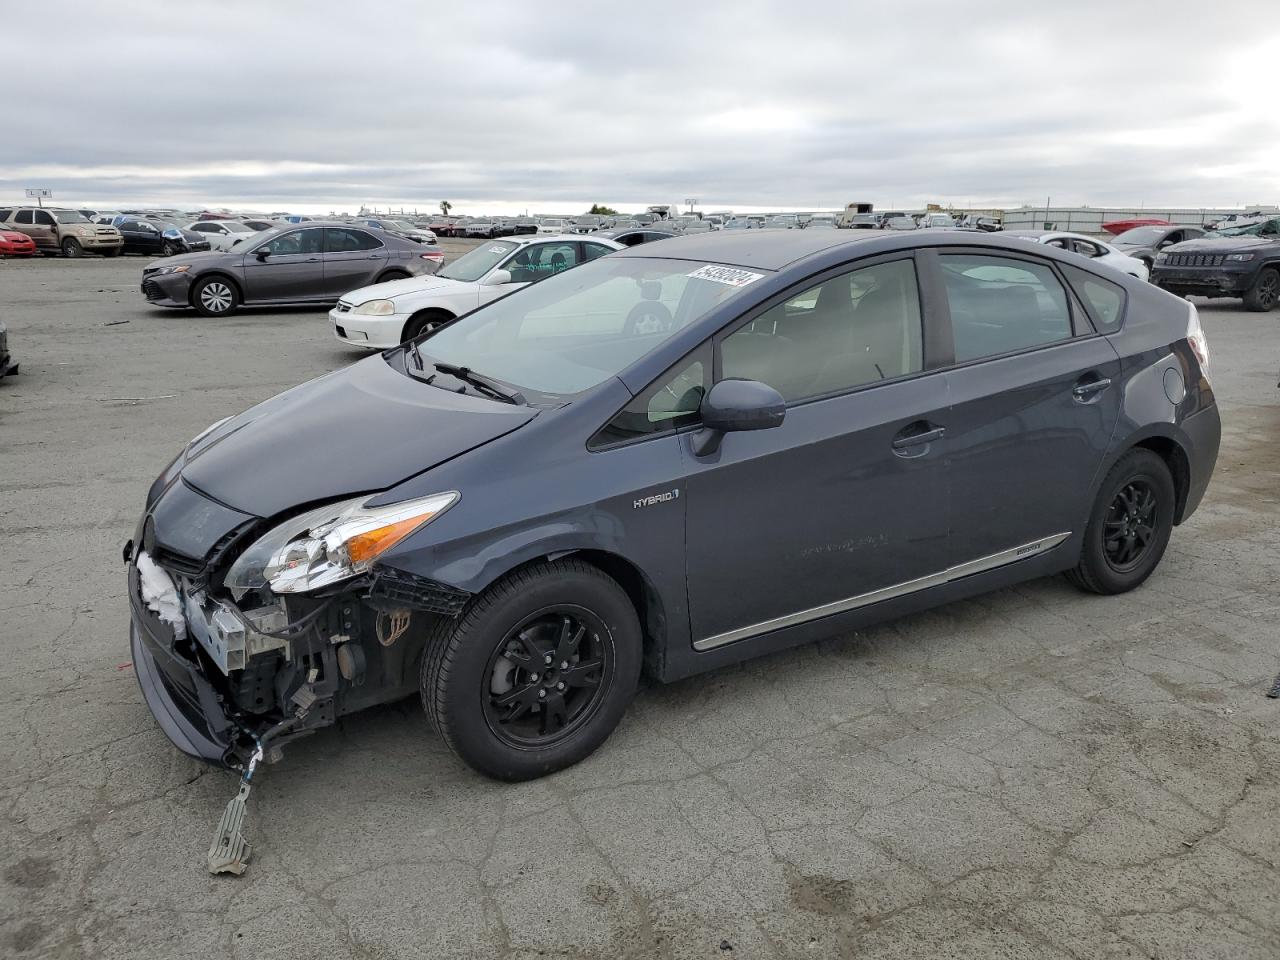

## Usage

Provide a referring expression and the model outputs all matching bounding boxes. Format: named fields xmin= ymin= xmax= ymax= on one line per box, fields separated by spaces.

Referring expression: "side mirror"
xmin=691 ymin=379 xmax=786 ymax=457
xmin=481 ymin=268 xmax=512 ymax=286
xmin=255 ymin=248 xmax=271 ymax=260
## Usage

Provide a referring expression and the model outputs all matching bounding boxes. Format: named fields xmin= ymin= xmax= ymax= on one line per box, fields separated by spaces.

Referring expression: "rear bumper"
xmin=128 ymin=562 xmax=235 ymax=765
xmin=1179 ymin=402 xmax=1221 ymax=522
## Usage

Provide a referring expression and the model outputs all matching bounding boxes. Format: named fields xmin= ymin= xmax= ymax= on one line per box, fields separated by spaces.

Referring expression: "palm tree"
xmin=439 ymin=200 xmax=453 ymax=216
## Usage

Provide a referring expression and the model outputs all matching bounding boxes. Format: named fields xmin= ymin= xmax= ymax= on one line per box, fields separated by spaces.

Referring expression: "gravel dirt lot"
xmin=2 ymin=249 xmax=1278 ymax=959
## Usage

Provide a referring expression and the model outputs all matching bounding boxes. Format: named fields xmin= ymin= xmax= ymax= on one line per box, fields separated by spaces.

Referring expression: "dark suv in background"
xmin=1151 ymin=216 xmax=1280 ymax=311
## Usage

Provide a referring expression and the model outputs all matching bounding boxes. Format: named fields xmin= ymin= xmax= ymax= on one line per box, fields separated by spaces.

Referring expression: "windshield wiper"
xmin=432 ymin=362 xmax=526 ymax=405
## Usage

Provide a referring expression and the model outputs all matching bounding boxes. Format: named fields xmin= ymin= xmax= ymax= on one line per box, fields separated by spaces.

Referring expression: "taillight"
xmin=421 ymin=251 xmax=444 ymax=262
xmin=1186 ymin=301 xmax=1210 ymax=382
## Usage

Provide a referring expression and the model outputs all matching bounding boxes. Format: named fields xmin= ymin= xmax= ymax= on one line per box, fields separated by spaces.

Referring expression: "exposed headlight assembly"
xmin=153 ymin=264 xmax=191 ymax=275
xmin=1226 ymin=253 xmax=1255 ymax=262
xmin=353 ymin=299 xmax=396 ymax=316
xmin=1154 ymin=252 xmax=1168 ymax=261
xmin=225 ymin=492 xmax=459 ymax=597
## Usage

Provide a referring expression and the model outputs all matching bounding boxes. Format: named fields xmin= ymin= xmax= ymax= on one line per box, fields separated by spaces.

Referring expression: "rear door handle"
xmin=892 ymin=425 xmax=946 ymax=449
xmin=1072 ymin=377 xmax=1112 ymax=399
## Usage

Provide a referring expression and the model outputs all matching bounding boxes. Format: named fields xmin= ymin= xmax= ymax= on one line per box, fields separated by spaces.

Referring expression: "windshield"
xmin=437 ymin=240 xmax=517 ymax=281
xmin=542 ymin=219 xmax=563 ymax=227
xmin=417 ymin=257 xmax=764 ymax=395
xmin=1210 ymin=218 xmax=1279 ymax=237
xmin=51 ymin=210 xmax=89 ymax=224
xmin=1113 ymin=226 xmax=1164 ymax=245
xmin=389 ymin=220 xmax=418 ymax=231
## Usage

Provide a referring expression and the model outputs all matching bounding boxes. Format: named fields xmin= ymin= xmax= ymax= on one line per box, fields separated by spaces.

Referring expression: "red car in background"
xmin=0 ymin=226 xmax=37 ymax=256
xmin=1101 ymin=217 xmax=1170 ymax=236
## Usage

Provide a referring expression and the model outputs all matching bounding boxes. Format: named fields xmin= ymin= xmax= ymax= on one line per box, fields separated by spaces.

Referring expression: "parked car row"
xmin=0 ymin=206 xmax=123 ymax=257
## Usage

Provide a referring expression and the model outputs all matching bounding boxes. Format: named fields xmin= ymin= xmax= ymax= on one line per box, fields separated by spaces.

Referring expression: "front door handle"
xmin=1072 ymin=377 xmax=1112 ymax=400
xmin=892 ymin=425 xmax=946 ymax=449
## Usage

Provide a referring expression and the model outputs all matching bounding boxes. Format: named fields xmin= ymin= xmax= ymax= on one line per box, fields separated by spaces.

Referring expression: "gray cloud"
xmin=4 ymin=1 xmax=1278 ymax=213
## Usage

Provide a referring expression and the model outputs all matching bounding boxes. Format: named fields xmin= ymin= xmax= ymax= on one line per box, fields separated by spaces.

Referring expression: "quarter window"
xmin=719 ymin=258 xmax=923 ymax=403
xmin=583 ymin=242 xmax=614 ymax=261
xmin=1061 ymin=264 xmax=1125 ymax=334
xmin=0 ymin=209 xmax=12 ymax=220
xmin=592 ymin=347 xmax=711 ymax=446
xmin=939 ymin=254 xmax=1073 ymax=363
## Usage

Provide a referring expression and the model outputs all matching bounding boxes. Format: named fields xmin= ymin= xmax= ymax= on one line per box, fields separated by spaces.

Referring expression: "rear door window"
xmin=938 ymin=254 xmax=1073 ymax=363
xmin=325 ymin=228 xmax=382 ymax=252
xmin=15 ymin=210 xmax=33 ymax=224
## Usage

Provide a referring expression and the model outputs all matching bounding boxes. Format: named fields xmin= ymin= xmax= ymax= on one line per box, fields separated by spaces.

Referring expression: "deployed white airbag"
xmin=136 ymin=550 xmax=187 ymax=641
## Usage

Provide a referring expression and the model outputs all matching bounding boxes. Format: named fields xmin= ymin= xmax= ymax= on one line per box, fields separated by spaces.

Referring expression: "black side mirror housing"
xmin=691 ymin=378 xmax=786 ymax=457
xmin=255 ymin=248 xmax=271 ymax=260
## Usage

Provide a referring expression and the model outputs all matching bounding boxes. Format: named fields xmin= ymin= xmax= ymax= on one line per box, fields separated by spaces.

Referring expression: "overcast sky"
xmin=5 ymin=1 xmax=1278 ymax=215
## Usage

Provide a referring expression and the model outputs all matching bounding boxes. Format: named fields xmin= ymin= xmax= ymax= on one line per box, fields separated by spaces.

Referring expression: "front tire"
xmin=102 ymin=246 xmax=121 ymax=258
xmin=1242 ymin=268 xmax=1279 ymax=312
xmin=161 ymin=242 xmax=178 ymax=258
xmin=61 ymin=237 xmax=82 ymax=258
xmin=401 ymin=309 xmax=451 ymax=342
xmin=1067 ymin=449 xmax=1175 ymax=595
xmin=421 ymin=560 xmax=642 ymax=781
xmin=191 ymin=276 xmax=240 ymax=317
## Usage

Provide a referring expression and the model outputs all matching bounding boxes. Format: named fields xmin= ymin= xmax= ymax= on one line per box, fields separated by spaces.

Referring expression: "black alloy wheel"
xmin=482 ymin=608 xmax=611 ymax=749
xmin=1244 ymin=268 xmax=1279 ymax=312
xmin=61 ymin=237 xmax=82 ymax=258
xmin=1067 ymin=448 xmax=1175 ymax=595
xmin=421 ymin=559 xmax=642 ymax=780
xmin=161 ymin=241 xmax=178 ymax=258
xmin=1102 ymin=479 xmax=1158 ymax=572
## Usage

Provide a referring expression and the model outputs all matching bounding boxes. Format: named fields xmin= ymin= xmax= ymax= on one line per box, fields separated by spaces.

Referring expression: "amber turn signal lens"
xmin=345 ymin=514 xmax=435 ymax=564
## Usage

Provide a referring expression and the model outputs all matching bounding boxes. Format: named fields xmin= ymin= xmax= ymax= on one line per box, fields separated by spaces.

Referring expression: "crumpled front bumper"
xmin=128 ymin=560 xmax=237 ymax=766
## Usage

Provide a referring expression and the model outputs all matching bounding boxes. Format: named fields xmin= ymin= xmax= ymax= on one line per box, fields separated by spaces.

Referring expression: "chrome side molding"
xmin=693 ymin=532 xmax=1071 ymax=651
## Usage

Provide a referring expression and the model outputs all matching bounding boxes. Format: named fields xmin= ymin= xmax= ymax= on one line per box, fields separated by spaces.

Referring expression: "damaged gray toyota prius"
xmin=128 ymin=229 xmax=1219 ymax=795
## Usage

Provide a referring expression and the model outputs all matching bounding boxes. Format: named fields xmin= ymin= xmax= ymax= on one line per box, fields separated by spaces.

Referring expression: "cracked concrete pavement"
xmin=1 ymin=252 xmax=1278 ymax=959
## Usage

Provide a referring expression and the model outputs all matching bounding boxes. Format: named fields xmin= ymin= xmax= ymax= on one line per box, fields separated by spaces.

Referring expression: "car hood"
xmin=179 ymin=353 xmax=537 ymax=517
xmin=1165 ymin=236 xmax=1280 ymax=253
xmin=341 ymin=274 xmax=473 ymax=306
xmin=146 ymin=249 xmax=238 ymax=270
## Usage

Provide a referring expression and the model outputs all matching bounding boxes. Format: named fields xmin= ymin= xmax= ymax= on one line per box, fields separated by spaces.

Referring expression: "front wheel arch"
xmin=188 ymin=273 xmax=243 ymax=309
xmin=400 ymin=308 xmax=455 ymax=343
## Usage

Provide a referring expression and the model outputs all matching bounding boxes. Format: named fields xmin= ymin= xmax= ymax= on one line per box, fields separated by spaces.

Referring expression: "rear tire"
xmin=61 ymin=237 xmax=82 ymax=258
xmin=1067 ymin=449 xmax=1175 ymax=595
xmin=102 ymin=247 xmax=121 ymax=258
xmin=377 ymin=269 xmax=411 ymax=283
xmin=421 ymin=560 xmax=642 ymax=781
xmin=1242 ymin=268 xmax=1279 ymax=312
xmin=191 ymin=276 xmax=240 ymax=317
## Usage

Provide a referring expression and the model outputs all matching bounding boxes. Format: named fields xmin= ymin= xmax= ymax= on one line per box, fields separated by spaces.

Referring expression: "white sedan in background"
xmin=1006 ymin=230 xmax=1150 ymax=281
xmin=186 ymin=219 xmax=262 ymax=251
xmin=330 ymin=234 xmax=624 ymax=348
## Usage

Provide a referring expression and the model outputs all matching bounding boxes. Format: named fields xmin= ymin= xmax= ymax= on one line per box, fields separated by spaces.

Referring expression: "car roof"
xmin=612 ymin=227 xmax=881 ymax=269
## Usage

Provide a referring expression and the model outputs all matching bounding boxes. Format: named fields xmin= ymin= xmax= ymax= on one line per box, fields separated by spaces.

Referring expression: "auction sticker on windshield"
xmin=687 ymin=264 xmax=764 ymax=287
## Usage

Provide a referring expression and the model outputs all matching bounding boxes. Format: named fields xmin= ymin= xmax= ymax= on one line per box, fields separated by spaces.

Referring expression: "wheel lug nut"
xmin=544 ymin=654 xmax=552 ymax=664
xmin=560 ymin=661 xmax=568 ymax=670
xmin=556 ymin=682 xmax=565 ymax=691
xmin=530 ymin=672 xmax=539 ymax=682
xmin=538 ymin=689 xmax=546 ymax=699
